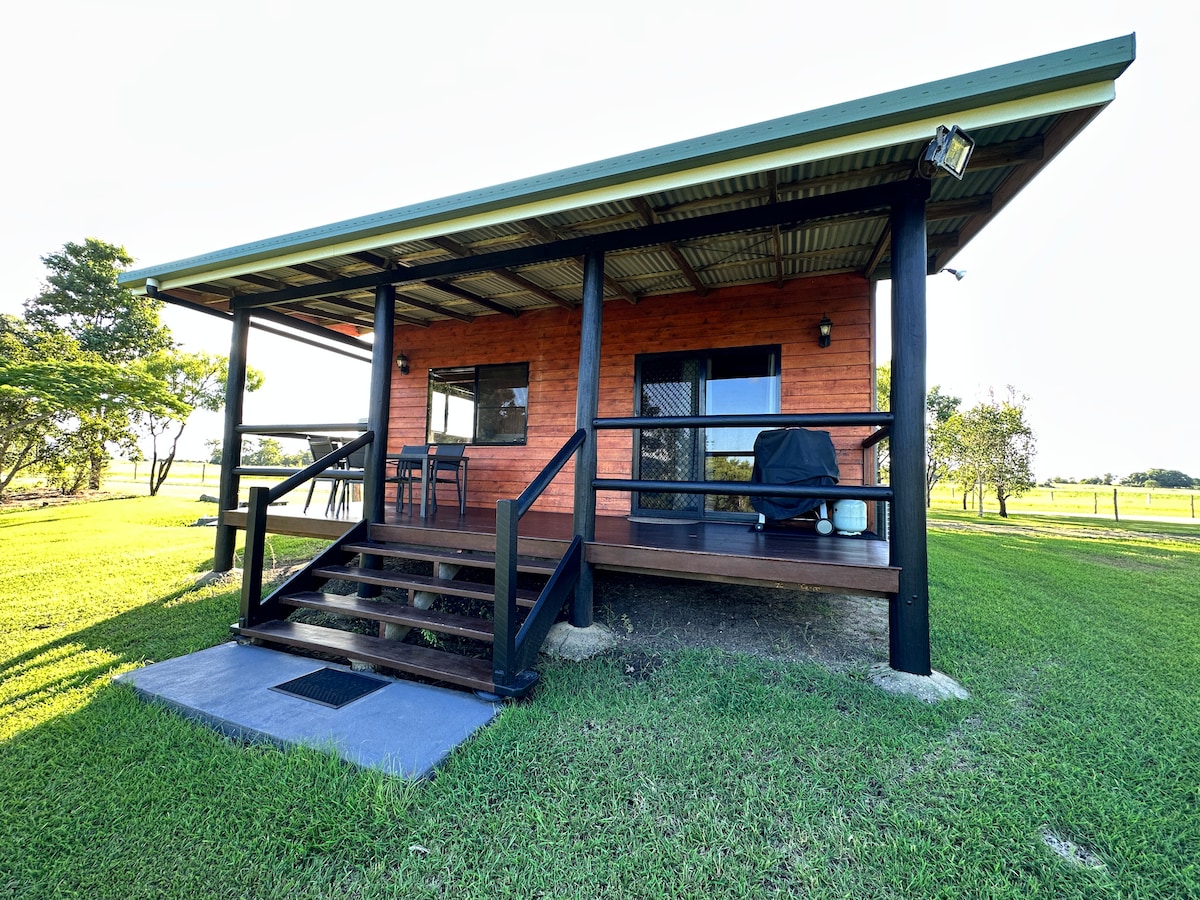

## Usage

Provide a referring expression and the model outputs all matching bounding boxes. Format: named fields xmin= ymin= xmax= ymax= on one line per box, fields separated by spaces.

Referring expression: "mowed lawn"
xmin=1 ymin=497 xmax=1197 ymax=899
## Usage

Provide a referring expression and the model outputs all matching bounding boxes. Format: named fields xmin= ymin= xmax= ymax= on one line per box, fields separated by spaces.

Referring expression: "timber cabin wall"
xmin=387 ymin=273 xmax=872 ymax=515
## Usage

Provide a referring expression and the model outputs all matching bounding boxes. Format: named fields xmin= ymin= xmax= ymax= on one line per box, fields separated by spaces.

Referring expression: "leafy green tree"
xmin=1120 ymin=468 xmax=1193 ymax=489
xmin=22 ymin=238 xmax=173 ymax=488
xmin=0 ymin=315 xmax=179 ymax=496
xmin=925 ymin=386 xmax=960 ymax=507
xmin=951 ymin=388 xmax=1036 ymax=518
xmin=135 ymin=351 xmax=263 ymax=495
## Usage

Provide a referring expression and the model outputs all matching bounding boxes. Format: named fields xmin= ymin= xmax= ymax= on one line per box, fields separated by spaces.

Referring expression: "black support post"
xmin=364 ymin=284 xmax=395 ymax=524
xmin=358 ymin=285 xmax=395 ymax=598
xmin=214 ymin=309 xmax=250 ymax=572
xmin=888 ymin=181 xmax=933 ymax=676
xmin=571 ymin=249 xmax=604 ymax=627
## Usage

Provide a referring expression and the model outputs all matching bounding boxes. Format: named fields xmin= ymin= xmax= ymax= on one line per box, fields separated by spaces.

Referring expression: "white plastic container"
xmin=831 ymin=500 xmax=867 ymax=535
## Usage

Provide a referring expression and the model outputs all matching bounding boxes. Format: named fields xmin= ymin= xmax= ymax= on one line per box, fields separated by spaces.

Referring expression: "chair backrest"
xmin=308 ymin=437 xmax=336 ymax=462
xmin=432 ymin=444 xmax=465 ymax=459
xmin=345 ymin=446 xmax=367 ymax=469
xmin=401 ymin=444 xmax=429 ymax=455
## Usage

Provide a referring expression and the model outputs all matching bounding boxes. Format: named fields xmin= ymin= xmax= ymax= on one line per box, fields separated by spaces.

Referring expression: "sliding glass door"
xmin=634 ymin=346 xmax=780 ymax=519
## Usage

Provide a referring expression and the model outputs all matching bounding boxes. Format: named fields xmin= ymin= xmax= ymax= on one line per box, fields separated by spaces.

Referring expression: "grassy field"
xmin=930 ymin=482 xmax=1200 ymax=520
xmin=1 ymin=498 xmax=1198 ymax=898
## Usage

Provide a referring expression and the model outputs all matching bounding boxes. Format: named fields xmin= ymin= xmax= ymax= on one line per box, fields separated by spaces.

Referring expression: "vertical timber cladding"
xmin=386 ymin=273 xmax=872 ymax=514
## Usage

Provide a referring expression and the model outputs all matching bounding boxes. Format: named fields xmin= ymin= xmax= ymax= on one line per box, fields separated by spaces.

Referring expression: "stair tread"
xmin=344 ymin=541 xmax=559 ymax=574
xmin=314 ymin=565 xmax=538 ymax=607
xmin=235 ymin=619 xmax=494 ymax=691
xmin=283 ymin=592 xmax=495 ymax=642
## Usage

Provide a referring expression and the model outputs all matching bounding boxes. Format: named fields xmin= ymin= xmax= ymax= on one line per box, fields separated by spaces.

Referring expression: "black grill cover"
xmin=750 ymin=428 xmax=839 ymax=520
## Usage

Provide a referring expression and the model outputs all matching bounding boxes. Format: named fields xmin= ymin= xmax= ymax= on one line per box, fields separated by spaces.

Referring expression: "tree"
xmin=1120 ymin=468 xmax=1193 ymax=489
xmin=23 ymin=238 xmax=173 ymax=488
xmin=0 ymin=315 xmax=180 ymax=496
xmin=924 ymin=386 xmax=960 ymax=507
xmin=951 ymin=388 xmax=1037 ymax=518
xmin=135 ymin=351 xmax=263 ymax=496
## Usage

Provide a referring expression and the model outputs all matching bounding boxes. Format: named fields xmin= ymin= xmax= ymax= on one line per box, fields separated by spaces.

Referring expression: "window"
xmin=427 ymin=363 xmax=529 ymax=445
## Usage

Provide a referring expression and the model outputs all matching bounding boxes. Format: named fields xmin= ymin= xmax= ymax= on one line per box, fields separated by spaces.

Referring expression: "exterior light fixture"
xmin=818 ymin=316 xmax=832 ymax=348
xmin=919 ymin=125 xmax=975 ymax=180
xmin=940 ymin=268 xmax=967 ymax=281
xmin=396 ymin=352 xmax=410 ymax=375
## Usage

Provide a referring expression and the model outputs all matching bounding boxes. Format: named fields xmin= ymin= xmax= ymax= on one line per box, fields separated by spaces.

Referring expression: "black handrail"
xmin=596 ymin=412 xmax=892 ymax=429
xmin=861 ymin=425 xmax=891 ymax=449
xmin=238 ymin=431 xmax=374 ymax=629
xmin=515 ymin=428 xmax=587 ymax=516
xmin=594 ymin=478 xmax=892 ymax=501
xmin=493 ymin=428 xmax=586 ymax=693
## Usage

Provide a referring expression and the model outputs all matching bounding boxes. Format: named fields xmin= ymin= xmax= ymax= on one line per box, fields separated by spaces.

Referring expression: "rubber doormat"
xmin=270 ymin=667 xmax=389 ymax=709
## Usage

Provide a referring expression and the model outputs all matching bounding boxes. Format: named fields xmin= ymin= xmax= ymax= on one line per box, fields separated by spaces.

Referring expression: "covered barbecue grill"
xmin=750 ymin=428 xmax=840 ymax=533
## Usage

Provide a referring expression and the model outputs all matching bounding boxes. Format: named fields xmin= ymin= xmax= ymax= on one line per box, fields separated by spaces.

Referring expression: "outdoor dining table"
xmin=386 ymin=450 xmax=469 ymax=518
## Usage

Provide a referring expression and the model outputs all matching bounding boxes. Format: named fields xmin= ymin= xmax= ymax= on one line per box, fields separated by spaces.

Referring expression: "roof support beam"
xmin=230 ymin=180 xmax=911 ymax=311
xmin=630 ymin=196 xmax=709 ymax=297
xmin=425 ymin=236 xmax=575 ymax=310
xmin=523 ymin=217 xmax=639 ymax=305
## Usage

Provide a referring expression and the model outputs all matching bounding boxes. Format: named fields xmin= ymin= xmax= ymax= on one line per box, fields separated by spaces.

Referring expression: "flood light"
xmin=920 ymin=125 xmax=975 ymax=180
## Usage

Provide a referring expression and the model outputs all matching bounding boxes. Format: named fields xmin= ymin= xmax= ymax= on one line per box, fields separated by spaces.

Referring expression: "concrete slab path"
xmin=114 ymin=641 xmax=500 ymax=778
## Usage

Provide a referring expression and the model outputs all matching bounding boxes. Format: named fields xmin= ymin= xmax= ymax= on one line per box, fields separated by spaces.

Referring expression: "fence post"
xmin=1093 ymin=492 xmax=1098 ymax=514
xmin=1113 ymin=488 xmax=1119 ymax=522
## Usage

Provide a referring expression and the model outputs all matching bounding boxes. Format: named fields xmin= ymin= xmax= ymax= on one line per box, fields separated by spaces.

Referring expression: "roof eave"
xmin=119 ymin=34 xmax=1134 ymax=291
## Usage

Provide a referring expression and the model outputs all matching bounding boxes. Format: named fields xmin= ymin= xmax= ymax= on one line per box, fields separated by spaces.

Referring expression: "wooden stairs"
xmin=233 ymin=524 xmax=568 ymax=697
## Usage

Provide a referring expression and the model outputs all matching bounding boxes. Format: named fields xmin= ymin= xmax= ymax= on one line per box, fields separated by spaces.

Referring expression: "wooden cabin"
xmin=119 ymin=36 xmax=1134 ymax=697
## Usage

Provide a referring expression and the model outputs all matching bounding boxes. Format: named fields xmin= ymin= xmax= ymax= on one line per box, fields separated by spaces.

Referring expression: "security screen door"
xmin=634 ymin=347 xmax=779 ymax=519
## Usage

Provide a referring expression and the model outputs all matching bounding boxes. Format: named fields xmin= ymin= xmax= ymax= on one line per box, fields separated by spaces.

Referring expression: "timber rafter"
xmin=229 ymin=180 xmax=914 ymax=312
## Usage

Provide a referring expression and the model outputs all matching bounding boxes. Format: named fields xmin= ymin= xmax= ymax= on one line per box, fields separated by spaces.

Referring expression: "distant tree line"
xmin=1 ymin=238 xmax=262 ymax=498
xmin=1049 ymin=469 xmax=1199 ymax=489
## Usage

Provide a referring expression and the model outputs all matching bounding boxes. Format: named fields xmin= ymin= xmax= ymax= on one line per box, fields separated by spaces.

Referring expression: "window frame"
xmin=426 ymin=362 xmax=530 ymax=446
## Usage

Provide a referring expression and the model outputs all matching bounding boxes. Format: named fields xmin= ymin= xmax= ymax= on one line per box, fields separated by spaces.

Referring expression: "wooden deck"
xmin=223 ymin=502 xmax=898 ymax=596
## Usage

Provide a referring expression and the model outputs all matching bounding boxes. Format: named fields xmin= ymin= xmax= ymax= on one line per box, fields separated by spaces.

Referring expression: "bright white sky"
xmin=1 ymin=1 xmax=1194 ymax=479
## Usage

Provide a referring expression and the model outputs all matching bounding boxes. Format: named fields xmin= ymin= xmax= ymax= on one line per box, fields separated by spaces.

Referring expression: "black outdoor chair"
xmin=429 ymin=444 xmax=468 ymax=515
xmin=303 ymin=437 xmax=341 ymax=515
xmin=388 ymin=444 xmax=429 ymax=513
xmin=333 ymin=445 xmax=367 ymax=518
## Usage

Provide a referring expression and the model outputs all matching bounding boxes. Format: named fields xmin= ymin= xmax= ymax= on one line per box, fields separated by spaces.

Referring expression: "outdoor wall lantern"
xmin=396 ymin=352 xmax=410 ymax=375
xmin=940 ymin=267 xmax=967 ymax=281
xmin=818 ymin=316 xmax=833 ymax=348
xmin=919 ymin=124 xmax=975 ymax=180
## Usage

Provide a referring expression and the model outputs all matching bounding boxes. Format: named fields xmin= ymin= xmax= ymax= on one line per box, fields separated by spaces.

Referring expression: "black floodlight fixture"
xmin=940 ymin=267 xmax=967 ymax=281
xmin=920 ymin=125 xmax=975 ymax=180
xmin=395 ymin=351 xmax=410 ymax=375
xmin=818 ymin=315 xmax=833 ymax=348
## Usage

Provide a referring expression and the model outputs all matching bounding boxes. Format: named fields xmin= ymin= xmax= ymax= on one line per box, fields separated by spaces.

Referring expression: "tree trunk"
xmin=87 ymin=445 xmax=104 ymax=491
xmin=997 ymin=492 xmax=1008 ymax=518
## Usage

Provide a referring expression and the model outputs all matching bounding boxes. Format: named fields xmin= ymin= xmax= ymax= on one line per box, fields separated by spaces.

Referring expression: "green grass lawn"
xmin=1 ymin=499 xmax=1197 ymax=898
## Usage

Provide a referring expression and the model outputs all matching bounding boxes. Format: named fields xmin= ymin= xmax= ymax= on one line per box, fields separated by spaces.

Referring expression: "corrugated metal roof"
xmin=121 ymin=35 xmax=1134 ymax=332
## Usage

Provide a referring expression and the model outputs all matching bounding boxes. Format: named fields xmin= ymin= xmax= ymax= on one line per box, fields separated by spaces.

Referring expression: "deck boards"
xmin=221 ymin=505 xmax=898 ymax=595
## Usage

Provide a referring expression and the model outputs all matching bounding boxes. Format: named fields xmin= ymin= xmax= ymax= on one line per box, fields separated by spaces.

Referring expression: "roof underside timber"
xmin=120 ymin=35 xmax=1134 ymax=343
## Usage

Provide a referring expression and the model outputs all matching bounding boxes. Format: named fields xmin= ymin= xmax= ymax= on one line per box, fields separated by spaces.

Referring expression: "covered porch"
xmin=119 ymin=36 xmax=1134 ymax=696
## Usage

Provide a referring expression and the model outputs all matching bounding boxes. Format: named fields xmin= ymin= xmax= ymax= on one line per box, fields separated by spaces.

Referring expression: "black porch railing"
xmin=238 ymin=431 xmax=374 ymax=628
xmin=592 ymin=412 xmax=895 ymax=508
xmin=492 ymin=428 xmax=586 ymax=695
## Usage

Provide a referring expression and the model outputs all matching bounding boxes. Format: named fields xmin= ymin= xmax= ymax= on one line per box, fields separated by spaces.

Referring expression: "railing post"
xmin=493 ymin=499 xmax=520 ymax=687
xmin=214 ymin=309 xmax=250 ymax=572
xmin=571 ymin=248 xmax=604 ymax=627
xmin=239 ymin=486 xmax=270 ymax=627
xmin=888 ymin=181 xmax=932 ymax=676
